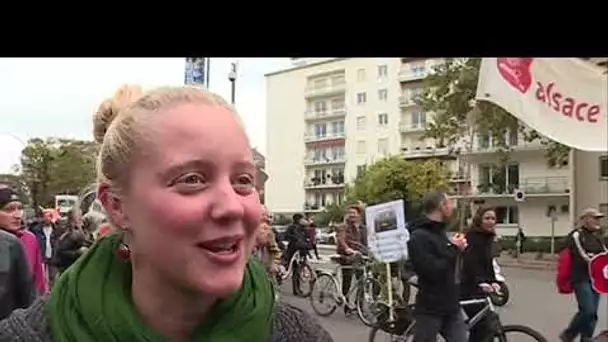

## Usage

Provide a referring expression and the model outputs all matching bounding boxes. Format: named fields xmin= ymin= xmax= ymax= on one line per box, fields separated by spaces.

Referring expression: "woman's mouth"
xmin=197 ymin=235 xmax=244 ymax=265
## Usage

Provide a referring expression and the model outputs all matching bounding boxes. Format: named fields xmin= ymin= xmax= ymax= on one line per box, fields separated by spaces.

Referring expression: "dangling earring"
xmin=115 ymin=228 xmax=132 ymax=262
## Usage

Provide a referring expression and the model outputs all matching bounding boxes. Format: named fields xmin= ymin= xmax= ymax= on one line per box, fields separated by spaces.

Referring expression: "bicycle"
xmin=368 ymin=279 xmax=548 ymax=341
xmin=309 ymin=252 xmax=385 ymax=327
xmin=276 ymin=249 xmax=314 ymax=297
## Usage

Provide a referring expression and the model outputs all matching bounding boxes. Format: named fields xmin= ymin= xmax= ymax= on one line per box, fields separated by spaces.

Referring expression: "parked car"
xmin=316 ymin=227 xmax=336 ymax=245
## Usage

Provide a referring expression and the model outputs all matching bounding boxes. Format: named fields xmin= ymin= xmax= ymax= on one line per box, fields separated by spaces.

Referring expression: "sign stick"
xmin=385 ymin=262 xmax=394 ymax=321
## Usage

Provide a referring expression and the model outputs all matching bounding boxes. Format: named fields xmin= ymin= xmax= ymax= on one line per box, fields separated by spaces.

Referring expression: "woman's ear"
xmin=97 ymin=183 xmax=130 ymax=229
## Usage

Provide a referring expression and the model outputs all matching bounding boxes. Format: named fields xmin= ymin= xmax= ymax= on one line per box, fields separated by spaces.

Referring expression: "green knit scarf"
xmin=46 ymin=233 xmax=275 ymax=342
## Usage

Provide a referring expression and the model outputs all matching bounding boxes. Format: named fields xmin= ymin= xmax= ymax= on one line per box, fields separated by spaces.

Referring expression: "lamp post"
xmin=228 ymin=62 xmax=237 ymax=105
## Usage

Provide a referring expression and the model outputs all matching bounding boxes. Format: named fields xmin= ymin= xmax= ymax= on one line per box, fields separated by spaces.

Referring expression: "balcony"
xmin=468 ymin=137 xmax=544 ymax=154
xmin=304 ymin=132 xmax=346 ymax=143
xmin=472 ymin=177 xmax=569 ymax=198
xmin=399 ymin=94 xmax=418 ymax=108
xmin=303 ymin=174 xmax=345 ymax=190
xmin=304 ymin=81 xmax=347 ymax=98
xmin=399 ymin=121 xmax=426 ymax=133
xmin=398 ymin=68 xmax=427 ymax=83
xmin=401 ymin=146 xmax=453 ymax=159
xmin=304 ymin=108 xmax=346 ymax=121
xmin=303 ymin=155 xmax=346 ymax=166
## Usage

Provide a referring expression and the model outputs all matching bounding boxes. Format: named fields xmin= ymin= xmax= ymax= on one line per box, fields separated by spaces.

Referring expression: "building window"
xmin=378 ymin=89 xmax=388 ymax=101
xmin=313 ymin=101 xmax=327 ymax=114
xmin=357 ymin=92 xmax=367 ymax=105
xmin=331 ymin=74 xmax=345 ymax=86
xmin=331 ymin=121 xmax=345 ymax=135
xmin=356 ymin=116 xmax=366 ymax=130
xmin=378 ymin=65 xmax=388 ymax=78
xmin=356 ymin=140 xmax=366 ymax=154
xmin=356 ymin=165 xmax=367 ymax=178
xmin=411 ymin=112 xmax=427 ymax=128
xmin=331 ymin=97 xmax=345 ymax=110
xmin=495 ymin=206 xmax=519 ymax=224
xmin=378 ymin=113 xmax=389 ymax=126
xmin=410 ymin=62 xmax=426 ymax=76
xmin=356 ymin=68 xmax=366 ymax=82
xmin=313 ymin=78 xmax=327 ymax=89
xmin=600 ymin=156 xmax=608 ymax=179
xmin=377 ymin=138 xmax=389 ymax=156
xmin=478 ymin=163 xmax=520 ymax=194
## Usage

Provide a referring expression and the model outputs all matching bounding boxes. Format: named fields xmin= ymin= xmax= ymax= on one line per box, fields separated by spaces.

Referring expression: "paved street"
xmin=278 ymin=248 xmax=608 ymax=341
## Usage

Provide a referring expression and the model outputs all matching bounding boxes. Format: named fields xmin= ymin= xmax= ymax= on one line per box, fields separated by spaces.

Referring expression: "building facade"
xmin=265 ymin=58 xmax=608 ymax=236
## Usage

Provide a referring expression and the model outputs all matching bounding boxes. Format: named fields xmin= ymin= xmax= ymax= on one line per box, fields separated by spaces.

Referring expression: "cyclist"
xmin=461 ymin=206 xmax=501 ymax=342
xmin=335 ymin=204 xmax=367 ymax=314
xmin=284 ymin=213 xmax=311 ymax=296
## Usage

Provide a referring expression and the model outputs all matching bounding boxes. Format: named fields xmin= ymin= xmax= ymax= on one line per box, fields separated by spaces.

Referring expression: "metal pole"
xmin=550 ymin=214 xmax=556 ymax=255
xmin=205 ymin=58 xmax=211 ymax=89
xmin=228 ymin=62 xmax=237 ymax=105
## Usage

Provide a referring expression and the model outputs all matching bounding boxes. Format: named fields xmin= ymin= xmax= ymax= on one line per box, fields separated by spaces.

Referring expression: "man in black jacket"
xmin=284 ymin=213 xmax=310 ymax=296
xmin=0 ymin=186 xmax=35 ymax=319
xmin=407 ymin=191 xmax=468 ymax=342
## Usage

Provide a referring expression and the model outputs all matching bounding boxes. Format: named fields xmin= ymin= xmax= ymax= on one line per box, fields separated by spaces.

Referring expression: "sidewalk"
xmin=498 ymin=253 xmax=557 ymax=271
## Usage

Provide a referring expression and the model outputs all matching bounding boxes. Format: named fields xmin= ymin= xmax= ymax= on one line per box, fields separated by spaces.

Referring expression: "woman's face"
xmin=120 ymin=104 xmax=262 ymax=299
xmin=481 ymin=210 xmax=497 ymax=231
xmin=0 ymin=201 xmax=23 ymax=231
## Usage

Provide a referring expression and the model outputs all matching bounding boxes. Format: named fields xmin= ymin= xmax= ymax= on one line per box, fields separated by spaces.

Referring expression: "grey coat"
xmin=0 ymin=298 xmax=333 ymax=342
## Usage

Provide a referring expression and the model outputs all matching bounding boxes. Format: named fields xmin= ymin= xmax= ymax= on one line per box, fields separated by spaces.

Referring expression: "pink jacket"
xmin=17 ymin=230 xmax=48 ymax=295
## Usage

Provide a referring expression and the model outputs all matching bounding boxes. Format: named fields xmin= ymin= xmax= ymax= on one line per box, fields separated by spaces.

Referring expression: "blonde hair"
xmin=93 ymin=85 xmax=238 ymax=193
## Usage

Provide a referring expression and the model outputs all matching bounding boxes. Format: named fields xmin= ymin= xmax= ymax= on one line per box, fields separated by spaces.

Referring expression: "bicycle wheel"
xmin=356 ymin=277 xmax=385 ymax=327
xmin=488 ymin=325 xmax=548 ymax=342
xmin=297 ymin=263 xmax=314 ymax=298
xmin=309 ymin=273 xmax=340 ymax=317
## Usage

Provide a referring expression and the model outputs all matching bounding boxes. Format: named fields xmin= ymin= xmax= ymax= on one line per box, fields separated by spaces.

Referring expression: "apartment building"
xmin=266 ymin=57 xmax=607 ymax=236
xmin=265 ymin=58 xmax=402 ymax=213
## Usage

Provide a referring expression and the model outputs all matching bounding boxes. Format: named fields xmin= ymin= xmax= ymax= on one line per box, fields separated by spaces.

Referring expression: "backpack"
xmin=556 ymin=229 xmax=586 ymax=294
xmin=556 ymin=247 xmax=574 ymax=294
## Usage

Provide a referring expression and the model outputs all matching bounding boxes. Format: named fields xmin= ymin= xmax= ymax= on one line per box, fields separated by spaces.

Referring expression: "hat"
xmin=580 ymin=207 xmax=605 ymax=219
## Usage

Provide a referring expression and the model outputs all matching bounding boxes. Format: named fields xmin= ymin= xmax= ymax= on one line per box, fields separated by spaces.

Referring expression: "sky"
xmin=0 ymin=57 xmax=291 ymax=174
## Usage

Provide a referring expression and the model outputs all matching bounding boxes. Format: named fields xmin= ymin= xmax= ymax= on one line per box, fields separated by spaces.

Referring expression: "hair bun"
xmin=93 ymin=84 xmax=143 ymax=144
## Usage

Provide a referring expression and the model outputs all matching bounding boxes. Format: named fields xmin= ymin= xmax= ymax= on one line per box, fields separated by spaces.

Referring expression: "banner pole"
xmin=385 ymin=262 xmax=394 ymax=321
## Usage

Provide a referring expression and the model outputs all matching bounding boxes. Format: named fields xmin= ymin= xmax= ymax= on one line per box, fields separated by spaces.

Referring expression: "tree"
xmin=312 ymin=203 xmax=347 ymax=226
xmin=416 ymin=58 xmax=570 ymax=167
xmin=346 ymin=156 xmax=451 ymax=221
xmin=20 ymin=138 xmax=97 ymax=208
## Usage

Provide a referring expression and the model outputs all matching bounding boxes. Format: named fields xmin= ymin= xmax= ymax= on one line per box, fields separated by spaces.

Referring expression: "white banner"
xmin=476 ymin=58 xmax=607 ymax=152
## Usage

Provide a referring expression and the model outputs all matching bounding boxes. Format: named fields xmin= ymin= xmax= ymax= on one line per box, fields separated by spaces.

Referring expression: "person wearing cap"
xmin=0 ymin=185 xmax=36 ymax=319
xmin=561 ymin=208 xmax=606 ymax=342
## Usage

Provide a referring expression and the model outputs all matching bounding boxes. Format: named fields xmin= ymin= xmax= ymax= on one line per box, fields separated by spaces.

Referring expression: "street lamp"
xmin=228 ymin=62 xmax=237 ymax=105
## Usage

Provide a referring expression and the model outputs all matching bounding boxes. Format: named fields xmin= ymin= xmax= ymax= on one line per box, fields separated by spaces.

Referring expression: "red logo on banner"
xmin=589 ymin=252 xmax=608 ymax=294
xmin=496 ymin=58 xmax=534 ymax=94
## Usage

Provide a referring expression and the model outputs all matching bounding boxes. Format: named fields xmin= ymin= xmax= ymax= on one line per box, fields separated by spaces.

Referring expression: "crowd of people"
xmin=0 ymin=83 xmax=606 ymax=342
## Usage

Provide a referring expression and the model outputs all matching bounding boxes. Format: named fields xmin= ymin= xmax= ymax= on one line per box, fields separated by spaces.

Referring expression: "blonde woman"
xmin=0 ymin=85 xmax=332 ymax=342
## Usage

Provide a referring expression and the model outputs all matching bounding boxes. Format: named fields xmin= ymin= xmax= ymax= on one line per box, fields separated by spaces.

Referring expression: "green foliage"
xmin=416 ymin=58 xmax=570 ymax=166
xmin=347 ymin=156 xmax=450 ymax=220
xmin=312 ymin=202 xmax=346 ymax=226
xmin=19 ymin=137 xmax=98 ymax=208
